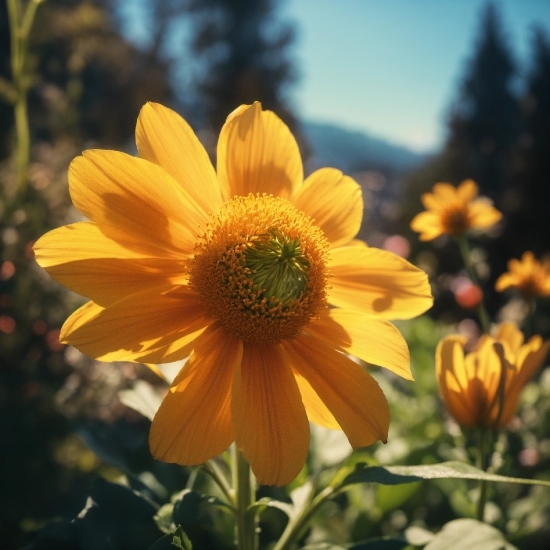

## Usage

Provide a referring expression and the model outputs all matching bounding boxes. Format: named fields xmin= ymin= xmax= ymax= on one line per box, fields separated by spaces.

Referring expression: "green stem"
xmin=476 ymin=427 xmax=489 ymax=521
xmin=202 ymin=460 xmax=235 ymax=507
xmin=456 ymin=235 xmax=491 ymax=334
xmin=272 ymin=486 xmax=334 ymax=550
xmin=233 ymin=448 xmax=257 ymax=550
xmin=5 ymin=0 xmax=44 ymax=211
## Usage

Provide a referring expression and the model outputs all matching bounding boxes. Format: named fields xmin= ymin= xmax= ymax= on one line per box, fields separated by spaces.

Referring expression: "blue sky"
xmin=281 ymin=0 xmax=550 ymax=152
xmin=119 ymin=0 xmax=550 ymax=153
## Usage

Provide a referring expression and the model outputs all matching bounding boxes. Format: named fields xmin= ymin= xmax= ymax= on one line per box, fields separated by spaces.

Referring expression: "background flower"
xmin=495 ymin=251 xmax=550 ymax=300
xmin=436 ymin=322 xmax=549 ymax=429
xmin=410 ymin=179 xmax=501 ymax=242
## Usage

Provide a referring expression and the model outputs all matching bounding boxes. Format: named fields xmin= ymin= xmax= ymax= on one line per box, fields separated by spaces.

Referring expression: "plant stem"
xmin=476 ymin=427 xmax=489 ymax=521
xmin=233 ymin=447 xmax=257 ymax=550
xmin=272 ymin=486 xmax=334 ymax=550
xmin=5 ymin=0 xmax=44 ymax=211
xmin=456 ymin=235 xmax=491 ymax=334
xmin=202 ymin=460 xmax=235 ymax=508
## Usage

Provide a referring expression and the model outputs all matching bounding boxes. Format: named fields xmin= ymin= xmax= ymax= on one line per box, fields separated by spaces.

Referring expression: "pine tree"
xmin=184 ymin=0 xmax=298 ymax=134
xmin=445 ymin=2 xmax=518 ymax=196
xmin=515 ymin=27 xmax=550 ymax=251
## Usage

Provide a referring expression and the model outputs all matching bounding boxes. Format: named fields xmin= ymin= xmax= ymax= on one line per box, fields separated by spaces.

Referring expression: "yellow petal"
xmin=328 ymin=246 xmax=433 ymax=319
xmin=232 ymin=343 xmax=309 ymax=486
xmin=457 ymin=179 xmax=478 ymax=202
xmin=136 ymin=102 xmax=223 ymax=214
xmin=498 ymin=338 xmax=550 ymax=427
xmin=432 ymin=183 xmax=459 ymax=199
xmin=217 ymin=102 xmax=303 ymax=200
xmin=495 ymin=273 xmax=516 ymax=292
xmin=285 ymin=334 xmax=389 ymax=448
xmin=468 ymin=200 xmax=502 ymax=229
xmin=291 ymin=168 xmax=363 ymax=248
xmin=495 ymin=322 xmax=523 ymax=356
xmin=60 ymin=286 xmax=212 ymax=363
xmin=420 ymin=191 xmax=445 ymax=212
xmin=291 ymin=368 xmax=340 ymax=429
xmin=34 ymin=222 xmax=187 ymax=306
xmin=149 ymin=324 xmax=241 ymax=465
xmin=410 ymin=211 xmax=444 ymax=241
xmin=69 ymin=150 xmax=207 ymax=256
xmin=306 ymin=309 xmax=412 ymax=379
xmin=435 ymin=336 xmax=477 ymax=427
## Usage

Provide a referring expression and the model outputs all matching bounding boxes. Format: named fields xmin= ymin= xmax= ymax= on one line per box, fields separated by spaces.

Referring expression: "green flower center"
xmin=245 ymin=228 xmax=310 ymax=307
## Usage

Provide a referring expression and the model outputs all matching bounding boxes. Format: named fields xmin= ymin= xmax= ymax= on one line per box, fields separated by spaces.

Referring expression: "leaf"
xmin=154 ymin=503 xmax=175 ymax=534
xmin=119 ymin=380 xmax=164 ymax=421
xmin=301 ymin=544 xmax=347 ymax=550
xmin=348 ymin=538 xmax=409 ymax=550
xmin=172 ymin=490 xmax=202 ymax=530
xmin=171 ymin=525 xmax=193 ymax=550
xmin=376 ymin=482 xmax=421 ymax=514
xmin=148 ymin=526 xmax=193 ymax=550
xmin=248 ymin=497 xmax=294 ymax=518
xmin=340 ymin=460 xmax=550 ymax=489
xmin=424 ymin=519 xmax=517 ymax=550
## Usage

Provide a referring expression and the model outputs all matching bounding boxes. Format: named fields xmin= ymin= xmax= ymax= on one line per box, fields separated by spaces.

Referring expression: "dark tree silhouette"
xmin=507 ymin=27 xmax=550 ymax=255
xmin=184 ymin=0 xmax=299 ymax=134
xmin=445 ymin=2 xmax=518 ymax=197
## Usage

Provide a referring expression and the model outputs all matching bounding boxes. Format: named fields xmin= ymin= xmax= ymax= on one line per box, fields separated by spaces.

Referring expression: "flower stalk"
xmin=273 ymin=485 xmax=334 ymax=550
xmin=5 ymin=0 xmax=44 ymax=211
xmin=456 ymin=235 xmax=491 ymax=333
xmin=233 ymin=447 xmax=257 ymax=550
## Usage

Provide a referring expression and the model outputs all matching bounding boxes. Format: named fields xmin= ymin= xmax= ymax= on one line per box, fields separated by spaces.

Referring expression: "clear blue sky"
xmin=281 ymin=0 xmax=550 ymax=152
xmin=119 ymin=0 xmax=550 ymax=153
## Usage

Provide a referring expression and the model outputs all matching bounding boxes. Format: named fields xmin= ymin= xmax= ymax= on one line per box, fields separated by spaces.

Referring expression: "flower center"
xmin=442 ymin=206 xmax=470 ymax=236
xmin=245 ymin=228 xmax=310 ymax=308
xmin=189 ymin=194 xmax=329 ymax=345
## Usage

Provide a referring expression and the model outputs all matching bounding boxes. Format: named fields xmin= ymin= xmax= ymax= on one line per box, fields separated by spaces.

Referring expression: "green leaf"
xmin=424 ymin=519 xmax=517 ymax=550
xmin=301 ymin=544 xmax=347 ymax=550
xmin=340 ymin=461 xmax=550 ymax=489
xmin=376 ymin=482 xmax=421 ymax=514
xmin=248 ymin=497 xmax=294 ymax=518
xmin=348 ymin=526 xmax=434 ymax=550
xmin=148 ymin=526 xmax=193 ymax=550
xmin=349 ymin=538 xmax=409 ymax=550
xmin=172 ymin=490 xmax=202 ymax=530
xmin=154 ymin=503 xmax=175 ymax=534
xmin=171 ymin=525 xmax=193 ymax=550
xmin=119 ymin=380 xmax=163 ymax=421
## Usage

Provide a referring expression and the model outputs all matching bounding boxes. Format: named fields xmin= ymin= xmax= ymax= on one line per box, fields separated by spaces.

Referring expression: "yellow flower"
xmin=436 ymin=322 xmax=549 ymax=429
xmin=34 ymin=102 xmax=433 ymax=486
xmin=410 ymin=179 xmax=502 ymax=241
xmin=495 ymin=251 xmax=550 ymax=300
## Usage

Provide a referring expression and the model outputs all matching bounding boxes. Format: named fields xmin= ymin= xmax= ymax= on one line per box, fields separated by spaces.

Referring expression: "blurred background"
xmin=1 ymin=1 xmax=549 ymax=548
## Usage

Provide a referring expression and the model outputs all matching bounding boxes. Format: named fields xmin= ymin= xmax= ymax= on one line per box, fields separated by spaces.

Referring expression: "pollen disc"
xmin=190 ymin=194 xmax=329 ymax=345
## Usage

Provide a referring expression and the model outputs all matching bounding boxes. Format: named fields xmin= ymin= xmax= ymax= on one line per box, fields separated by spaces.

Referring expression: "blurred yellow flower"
xmin=495 ymin=251 xmax=550 ymax=300
xmin=410 ymin=179 xmax=502 ymax=241
xmin=34 ymin=102 xmax=433 ymax=486
xmin=436 ymin=322 xmax=549 ymax=429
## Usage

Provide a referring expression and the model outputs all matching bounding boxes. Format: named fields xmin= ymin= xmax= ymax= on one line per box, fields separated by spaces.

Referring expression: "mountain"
xmin=301 ymin=120 xmax=429 ymax=174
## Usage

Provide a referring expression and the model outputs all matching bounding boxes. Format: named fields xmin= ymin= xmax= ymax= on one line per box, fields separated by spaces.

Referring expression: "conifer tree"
xmin=445 ymin=2 xmax=518 ymax=196
xmin=516 ymin=27 xmax=550 ymax=250
xmin=183 ymin=0 xmax=298 ymax=134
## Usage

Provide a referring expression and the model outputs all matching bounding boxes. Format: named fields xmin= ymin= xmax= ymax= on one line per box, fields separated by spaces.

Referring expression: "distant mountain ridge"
xmin=302 ymin=120 xmax=429 ymax=174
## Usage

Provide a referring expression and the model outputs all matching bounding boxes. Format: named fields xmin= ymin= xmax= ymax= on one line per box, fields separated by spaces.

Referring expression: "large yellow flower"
xmin=495 ymin=251 xmax=550 ymax=300
xmin=436 ymin=322 xmax=549 ymax=430
xmin=410 ymin=179 xmax=502 ymax=241
xmin=35 ymin=102 xmax=433 ymax=486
